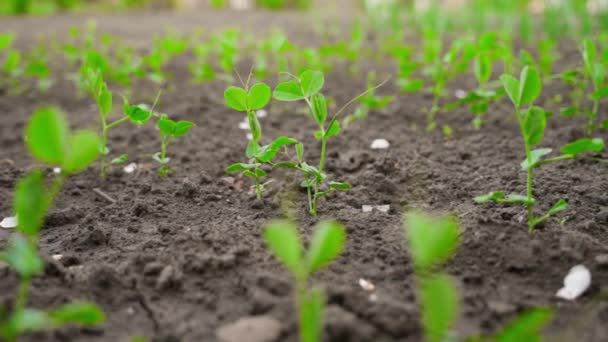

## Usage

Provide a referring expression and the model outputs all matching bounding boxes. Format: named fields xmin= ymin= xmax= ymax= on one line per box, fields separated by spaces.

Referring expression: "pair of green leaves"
xmin=26 ymin=107 xmax=101 ymax=176
xmin=521 ymin=138 xmax=605 ymax=170
xmin=224 ymin=83 xmax=272 ymax=113
xmin=273 ymin=70 xmax=324 ymax=102
xmin=474 ymin=192 xmax=536 ymax=206
xmin=157 ymin=114 xmax=195 ymax=137
xmin=501 ymin=66 xmax=542 ymax=109
xmin=0 ymin=301 xmax=104 ymax=341
xmin=263 ymin=220 xmax=346 ymax=281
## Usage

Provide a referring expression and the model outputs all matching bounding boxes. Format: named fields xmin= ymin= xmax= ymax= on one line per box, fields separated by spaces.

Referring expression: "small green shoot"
xmin=224 ymin=78 xmax=297 ymax=199
xmin=344 ymin=71 xmax=394 ymax=126
xmin=155 ymin=113 xmax=195 ymax=177
xmin=263 ymin=219 xmax=346 ymax=342
xmin=0 ymin=106 xmax=104 ymax=341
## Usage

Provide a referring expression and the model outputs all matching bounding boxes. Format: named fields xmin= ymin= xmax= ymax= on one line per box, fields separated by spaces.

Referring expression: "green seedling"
xmin=404 ymin=211 xmax=460 ymax=342
xmin=344 ymin=71 xmax=394 ymax=126
xmin=154 ymin=113 xmax=195 ymax=177
xmin=405 ymin=211 xmax=553 ymax=342
xmin=263 ymin=219 xmax=346 ymax=342
xmin=139 ymin=33 xmax=187 ymax=84
xmin=189 ymin=41 xmax=216 ymax=83
xmin=0 ymin=33 xmax=23 ymax=92
xmin=83 ymin=68 xmax=154 ymax=177
xmin=476 ymin=66 xmax=605 ymax=232
xmin=273 ymin=69 xmax=353 ymax=216
xmin=0 ymin=106 xmax=104 ymax=341
xmin=392 ymin=46 xmax=424 ymax=94
xmin=224 ymin=79 xmax=297 ymax=199
xmin=24 ymin=47 xmax=52 ymax=92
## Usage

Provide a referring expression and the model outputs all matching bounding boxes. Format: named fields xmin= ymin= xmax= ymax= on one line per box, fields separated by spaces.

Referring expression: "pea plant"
xmin=273 ymin=70 xmax=352 ymax=216
xmin=405 ymin=211 xmax=553 ymax=342
xmin=344 ymin=71 xmax=394 ymax=126
xmin=0 ymin=107 xmax=104 ymax=341
xmin=263 ymin=219 xmax=345 ymax=342
xmin=154 ymin=113 xmax=195 ymax=177
xmin=224 ymin=80 xmax=297 ymax=199
xmin=83 ymin=68 xmax=153 ymax=177
xmin=475 ymin=66 xmax=606 ymax=232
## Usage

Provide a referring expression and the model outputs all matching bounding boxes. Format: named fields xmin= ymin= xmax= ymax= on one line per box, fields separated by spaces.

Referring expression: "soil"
xmin=1 ymin=9 xmax=608 ymax=342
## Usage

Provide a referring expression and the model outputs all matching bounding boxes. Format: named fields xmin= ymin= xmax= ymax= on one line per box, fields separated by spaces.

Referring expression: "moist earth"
xmin=1 ymin=10 xmax=608 ymax=342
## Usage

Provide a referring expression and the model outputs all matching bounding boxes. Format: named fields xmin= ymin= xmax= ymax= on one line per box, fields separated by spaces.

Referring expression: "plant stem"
xmin=515 ymin=107 xmax=535 ymax=232
xmin=318 ymin=137 xmax=327 ymax=174
xmin=15 ymin=278 xmax=30 ymax=312
xmin=588 ymin=98 xmax=599 ymax=135
xmin=254 ymin=172 xmax=262 ymax=200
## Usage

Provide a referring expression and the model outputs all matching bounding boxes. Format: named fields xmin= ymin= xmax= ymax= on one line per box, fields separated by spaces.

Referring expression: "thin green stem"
xmin=514 ymin=107 xmax=535 ymax=232
xmin=106 ymin=116 xmax=129 ymax=130
xmin=14 ymin=278 xmax=30 ymax=313
xmin=588 ymin=98 xmax=599 ymax=135
xmin=318 ymin=137 xmax=327 ymax=174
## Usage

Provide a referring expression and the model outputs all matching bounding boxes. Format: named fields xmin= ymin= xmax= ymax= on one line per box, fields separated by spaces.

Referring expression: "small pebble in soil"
xmin=370 ymin=139 xmax=390 ymax=149
xmin=0 ymin=216 xmax=17 ymax=229
xmin=556 ymin=265 xmax=591 ymax=301
xmin=216 ymin=316 xmax=281 ymax=342
xmin=256 ymin=109 xmax=268 ymax=118
xmin=455 ymin=89 xmax=467 ymax=99
xmin=362 ymin=205 xmax=390 ymax=213
xmin=594 ymin=254 xmax=608 ymax=267
xmin=123 ymin=163 xmax=137 ymax=174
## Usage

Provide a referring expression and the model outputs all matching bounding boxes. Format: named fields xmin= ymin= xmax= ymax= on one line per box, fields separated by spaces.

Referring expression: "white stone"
xmin=556 ymin=265 xmax=591 ymax=300
xmin=217 ymin=315 xmax=281 ymax=342
xmin=52 ymin=254 xmax=63 ymax=261
xmin=359 ymin=278 xmax=375 ymax=291
xmin=246 ymin=133 xmax=253 ymax=141
xmin=53 ymin=167 xmax=62 ymax=174
xmin=455 ymin=89 xmax=467 ymax=99
xmin=238 ymin=120 xmax=250 ymax=130
xmin=362 ymin=205 xmax=390 ymax=213
xmin=123 ymin=163 xmax=138 ymax=174
xmin=370 ymin=139 xmax=390 ymax=149
xmin=256 ymin=109 xmax=268 ymax=118
xmin=0 ymin=216 xmax=17 ymax=229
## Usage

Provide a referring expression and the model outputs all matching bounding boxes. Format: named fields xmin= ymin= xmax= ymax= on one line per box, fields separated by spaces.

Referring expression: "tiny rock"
xmin=359 ymin=278 xmax=375 ymax=291
xmin=52 ymin=254 xmax=63 ymax=261
xmin=594 ymin=254 xmax=608 ymax=267
xmin=370 ymin=139 xmax=390 ymax=150
xmin=238 ymin=120 xmax=250 ymax=130
xmin=256 ymin=109 xmax=268 ymax=118
xmin=0 ymin=216 xmax=17 ymax=229
xmin=246 ymin=133 xmax=253 ymax=141
xmin=216 ymin=316 xmax=281 ymax=342
xmin=556 ymin=265 xmax=591 ymax=300
xmin=362 ymin=205 xmax=390 ymax=213
xmin=123 ymin=163 xmax=138 ymax=174
xmin=53 ymin=167 xmax=62 ymax=174
xmin=455 ymin=89 xmax=467 ymax=99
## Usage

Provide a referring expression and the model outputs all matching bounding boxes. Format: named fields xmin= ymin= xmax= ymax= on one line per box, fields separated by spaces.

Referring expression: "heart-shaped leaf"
xmin=26 ymin=107 xmax=68 ymax=166
xmin=273 ymin=80 xmax=305 ymax=101
xmin=560 ymin=138 xmax=605 ymax=156
xmin=247 ymin=83 xmax=271 ymax=110
xmin=224 ymin=86 xmax=248 ymax=112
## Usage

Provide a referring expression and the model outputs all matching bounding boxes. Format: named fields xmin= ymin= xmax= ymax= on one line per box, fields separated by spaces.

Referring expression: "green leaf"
xmin=111 ymin=154 xmax=129 ymax=165
xmin=273 ymin=162 xmax=298 ymax=169
xmin=306 ymin=220 xmax=346 ymax=274
xmin=225 ymin=163 xmax=258 ymax=173
xmin=243 ymin=170 xmax=256 ymax=178
xmin=503 ymin=194 xmax=535 ymax=205
xmin=98 ymin=84 xmax=112 ymax=117
xmin=591 ymin=86 xmax=608 ymax=100
xmin=5 ymin=235 xmax=44 ymax=279
xmin=582 ymin=39 xmax=596 ymax=72
xmin=474 ymin=191 xmax=505 ymax=204
xmin=123 ymin=102 xmax=152 ymax=125
xmin=419 ymin=273 xmax=459 ymax=342
xmin=263 ymin=220 xmax=304 ymax=278
xmin=26 ymin=107 xmax=68 ymax=165
xmin=247 ymin=83 xmax=272 ymax=110
xmin=224 ymin=86 xmax=248 ymax=112
xmin=14 ymin=172 xmax=47 ymax=236
xmin=519 ymin=66 xmax=542 ymax=106
xmin=247 ymin=111 xmax=262 ymax=142
xmin=246 ymin=141 xmax=259 ymax=159
xmin=399 ymin=78 xmax=424 ymax=93
xmin=0 ymin=33 xmax=15 ymax=50
xmin=299 ymin=288 xmax=325 ymax=342
xmin=2 ymin=309 xmax=50 ymax=339
xmin=311 ymin=93 xmax=328 ymax=126
xmin=500 ymin=74 xmax=519 ymax=106
xmin=474 ymin=53 xmax=492 ymax=84
xmin=296 ymin=143 xmax=304 ymax=161
xmin=521 ymin=148 xmax=552 ymax=170
xmin=300 ymin=70 xmax=324 ymax=97
xmin=523 ymin=106 xmax=546 ymax=146
xmin=547 ymin=199 xmax=568 ymax=216
xmin=560 ymin=138 xmax=604 ymax=156
xmin=173 ymin=121 xmax=195 ymax=137
xmin=560 ymin=107 xmax=578 ymax=117
xmin=329 ymin=182 xmax=351 ymax=191
xmin=405 ymin=211 xmax=460 ymax=271
xmin=157 ymin=116 xmax=176 ymax=136
xmin=495 ymin=308 xmax=553 ymax=342
xmin=49 ymin=303 xmax=105 ymax=327
xmin=325 ymin=119 xmax=341 ymax=138
xmin=273 ymin=81 xmax=305 ymax=101
xmin=63 ymin=131 xmax=101 ymax=174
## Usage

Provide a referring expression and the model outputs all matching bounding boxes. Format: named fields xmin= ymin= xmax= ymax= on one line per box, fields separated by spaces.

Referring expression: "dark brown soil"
xmin=1 ymin=10 xmax=608 ymax=342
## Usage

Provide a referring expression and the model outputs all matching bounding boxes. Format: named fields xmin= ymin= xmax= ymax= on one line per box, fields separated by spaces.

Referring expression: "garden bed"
xmin=1 ymin=9 xmax=607 ymax=342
